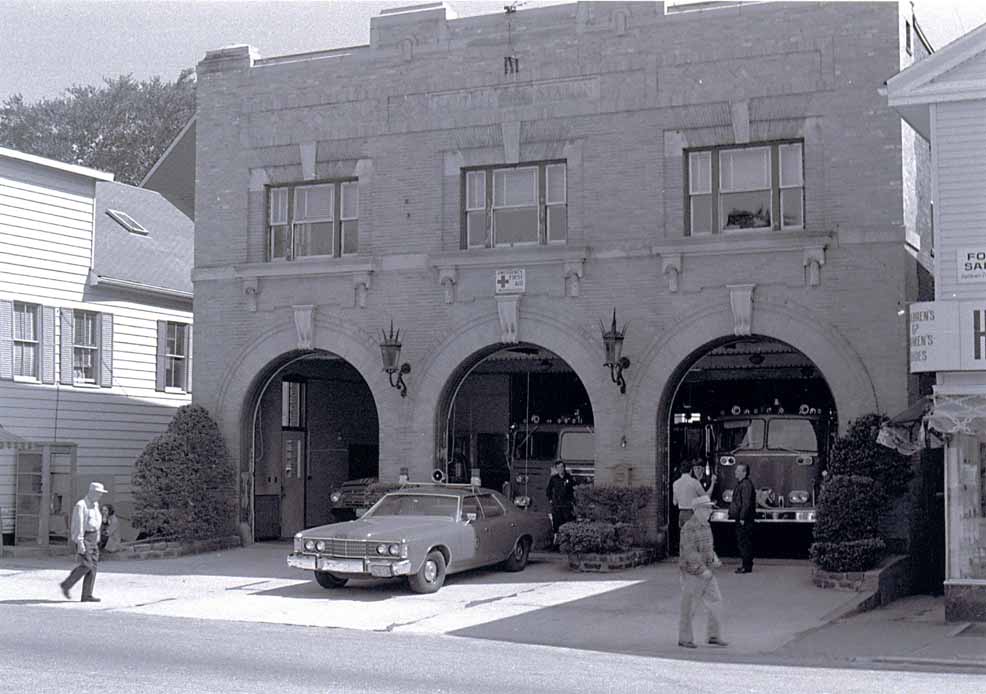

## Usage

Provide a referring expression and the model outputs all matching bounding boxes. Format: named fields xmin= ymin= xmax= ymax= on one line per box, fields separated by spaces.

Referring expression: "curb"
xmin=859 ymin=656 xmax=986 ymax=670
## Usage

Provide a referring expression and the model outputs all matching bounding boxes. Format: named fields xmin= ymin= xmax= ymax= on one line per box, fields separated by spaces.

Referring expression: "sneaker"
xmin=707 ymin=637 xmax=729 ymax=647
xmin=59 ymin=583 xmax=70 ymax=600
xmin=678 ymin=640 xmax=697 ymax=649
xmin=81 ymin=596 xmax=101 ymax=603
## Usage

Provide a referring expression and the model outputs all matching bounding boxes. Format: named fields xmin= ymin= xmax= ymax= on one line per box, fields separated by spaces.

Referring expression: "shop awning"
xmin=0 ymin=424 xmax=37 ymax=451
xmin=927 ymin=392 xmax=986 ymax=436
xmin=877 ymin=396 xmax=942 ymax=455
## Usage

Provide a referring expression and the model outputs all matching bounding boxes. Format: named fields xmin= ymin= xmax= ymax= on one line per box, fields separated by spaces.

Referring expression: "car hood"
xmin=302 ymin=516 xmax=451 ymax=541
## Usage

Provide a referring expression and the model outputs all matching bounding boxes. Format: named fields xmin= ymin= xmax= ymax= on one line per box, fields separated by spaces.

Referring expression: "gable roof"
xmin=885 ymin=21 xmax=986 ymax=138
xmin=141 ymin=117 xmax=196 ymax=220
xmin=92 ymin=181 xmax=193 ymax=300
xmin=0 ymin=146 xmax=115 ymax=182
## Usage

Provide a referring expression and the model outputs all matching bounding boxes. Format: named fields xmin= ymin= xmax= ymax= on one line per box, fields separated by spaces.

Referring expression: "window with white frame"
xmin=13 ymin=302 xmax=39 ymax=379
xmin=73 ymin=310 xmax=98 ymax=384
xmin=165 ymin=322 xmax=188 ymax=390
xmin=463 ymin=162 xmax=567 ymax=249
xmin=686 ymin=141 xmax=803 ymax=235
xmin=267 ymin=180 xmax=358 ymax=260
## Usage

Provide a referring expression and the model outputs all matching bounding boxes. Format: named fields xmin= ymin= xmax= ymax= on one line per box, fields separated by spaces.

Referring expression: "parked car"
xmin=288 ymin=484 xmax=552 ymax=593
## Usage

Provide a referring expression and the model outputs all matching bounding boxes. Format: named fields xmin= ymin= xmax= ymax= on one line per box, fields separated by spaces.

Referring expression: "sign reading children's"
xmin=958 ymin=248 xmax=986 ymax=283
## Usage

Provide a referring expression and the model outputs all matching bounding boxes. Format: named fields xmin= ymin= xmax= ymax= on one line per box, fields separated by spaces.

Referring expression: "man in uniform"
xmin=545 ymin=462 xmax=577 ymax=548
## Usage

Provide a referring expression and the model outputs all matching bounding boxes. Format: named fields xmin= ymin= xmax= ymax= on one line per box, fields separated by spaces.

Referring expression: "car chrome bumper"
xmin=288 ymin=553 xmax=411 ymax=577
xmin=287 ymin=553 xmax=317 ymax=571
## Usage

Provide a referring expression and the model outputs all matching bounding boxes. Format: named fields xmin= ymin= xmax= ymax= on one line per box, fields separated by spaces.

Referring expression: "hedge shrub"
xmin=557 ymin=520 xmax=635 ymax=555
xmin=828 ymin=413 xmax=913 ymax=499
xmin=810 ymin=538 xmax=887 ymax=573
xmin=132 ymin=404 xmax=237 ymax=542
xmin=573 ymin=485 xmax=653 ymax=526
xmin=813 ymin=475 xmax=881 ymax=543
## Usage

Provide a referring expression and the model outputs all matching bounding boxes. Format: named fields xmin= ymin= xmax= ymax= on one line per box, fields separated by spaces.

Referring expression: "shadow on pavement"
xmin=0 ymin=598 xmax=71 ymax=606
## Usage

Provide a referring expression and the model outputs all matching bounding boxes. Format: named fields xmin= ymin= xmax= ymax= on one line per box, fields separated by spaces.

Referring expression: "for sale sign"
xmin=958 ymin=248 xmax=986 ymax=283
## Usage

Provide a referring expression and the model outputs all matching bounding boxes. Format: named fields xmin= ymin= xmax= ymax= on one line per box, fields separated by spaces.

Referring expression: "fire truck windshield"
xmin=720 ymin=419 xmax=764 ymax=451
xmin=513 ymin=431 xmax=558 ymax=460
xmin=767 ymin=419 xmax=818 ymax=452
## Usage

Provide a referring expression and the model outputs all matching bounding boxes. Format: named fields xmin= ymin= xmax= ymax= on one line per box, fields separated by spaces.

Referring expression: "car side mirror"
xmin=464 ymin=512 xmax=478 ymax=523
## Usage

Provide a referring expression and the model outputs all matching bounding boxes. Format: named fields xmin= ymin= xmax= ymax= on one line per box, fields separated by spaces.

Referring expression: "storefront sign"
xmin=958 ymin=248 xmax=986 ymax=283
xmin=495 ymin=269 xmax=525 ymax=294
xmin=910 ymin=300 xmax=986 ymax=372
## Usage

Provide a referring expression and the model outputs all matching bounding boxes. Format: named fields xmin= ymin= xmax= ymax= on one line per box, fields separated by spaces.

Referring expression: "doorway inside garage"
xmin=664 ymin=336 xmax=836 ymax=558
xmin=248 ymin=352 xmax=378 ymax=541
xmin=437 ymin=343 xmax=594 ymax=514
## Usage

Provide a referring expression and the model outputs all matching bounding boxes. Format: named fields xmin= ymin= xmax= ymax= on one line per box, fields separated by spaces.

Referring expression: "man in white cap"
xmin=59 ymin=482 xmax=107 ymax=602
xmin=678 ymin=494 xmax=727 ymax=649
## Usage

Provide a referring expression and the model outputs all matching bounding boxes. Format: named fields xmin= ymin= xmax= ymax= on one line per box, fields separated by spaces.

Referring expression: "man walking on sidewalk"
xmin=678 ymin=495 xmax=727 ymax=649
xmin=59 ymin=482 xmax=106 ymax=602
xmin=729 ymin=463 xmax=756 ymax=574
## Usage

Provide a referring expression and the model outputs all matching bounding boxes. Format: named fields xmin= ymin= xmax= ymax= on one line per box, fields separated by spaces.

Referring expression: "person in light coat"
xmin=59 ymin=482 xmax=106 ymax=602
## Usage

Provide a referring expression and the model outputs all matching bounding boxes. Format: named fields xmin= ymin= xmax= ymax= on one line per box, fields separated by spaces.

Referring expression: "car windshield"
xmin=719 ymin=419 xmax=765 ymax=451
xmin=768 ymin=419 xmax=818 ymax=453
xmin=365 ymin=494 xmax=459 ymax=520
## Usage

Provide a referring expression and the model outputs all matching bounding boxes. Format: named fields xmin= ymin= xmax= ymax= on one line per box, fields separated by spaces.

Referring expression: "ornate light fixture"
xmin=601 ymin=308 xmax=630 ymax=395
xmin=380 ymin=321 xmax=411 ymax=397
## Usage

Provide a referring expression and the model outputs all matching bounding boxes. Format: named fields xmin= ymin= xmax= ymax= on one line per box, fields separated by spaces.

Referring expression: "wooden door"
xmin=280 ymin=431 xmax=306 ymax=537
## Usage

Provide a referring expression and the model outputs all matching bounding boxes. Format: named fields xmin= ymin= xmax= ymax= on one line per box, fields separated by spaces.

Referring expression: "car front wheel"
xmin=314 ymin=571 xmax=348 ymax=589
xmin=408 ymin=550 xmax=446 ymax=594
xmin=503 ymin=538 xmax=530 ymax=572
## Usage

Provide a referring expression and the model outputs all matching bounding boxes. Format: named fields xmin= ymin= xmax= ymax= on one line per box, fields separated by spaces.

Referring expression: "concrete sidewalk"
xmin=1 ymin=543 xmax=982 ymax=671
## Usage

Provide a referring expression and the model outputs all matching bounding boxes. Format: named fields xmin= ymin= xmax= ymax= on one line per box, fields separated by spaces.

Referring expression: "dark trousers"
xmin=735 ymin=521 xmax=754 ymax=571
xmin=62 ymin=532 xmax=99 ymax=599
xmin=550 ymin=504 xmax=574 ymax=534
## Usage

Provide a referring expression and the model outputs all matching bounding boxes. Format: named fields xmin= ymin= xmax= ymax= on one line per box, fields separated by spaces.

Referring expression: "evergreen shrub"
xmin=573 ymin=485 xmax=653 ymax=525
xmin=828 ymin=413 xmax=913 ymax=498
xmin=557 ymin=520 xmax=635 ymax=555
xmin=813 ymin=475 xmax=881 ymax=542
xmin=810 ymin=538 xmax=887 ymax=573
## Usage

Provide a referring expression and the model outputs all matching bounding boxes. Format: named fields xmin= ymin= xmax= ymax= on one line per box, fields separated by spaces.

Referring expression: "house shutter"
xmin=155 ymin=320 xmax=167 ymax=392
xmin=99 ymin=313 xmax=113 ymax=388
xmin=59 ymin=309 xmax=74 ymax=385
xmin=41 ymin=306 xmax=56 ymax=384
xmin=0 ymin=300 xmax=12 ymax=380
xmin=185 ymin=324 xmax=193 ymax=394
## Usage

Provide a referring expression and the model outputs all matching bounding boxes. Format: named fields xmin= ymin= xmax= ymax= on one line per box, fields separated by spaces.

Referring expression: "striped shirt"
xmin=679 ymin=516 xmax=716 ymax=576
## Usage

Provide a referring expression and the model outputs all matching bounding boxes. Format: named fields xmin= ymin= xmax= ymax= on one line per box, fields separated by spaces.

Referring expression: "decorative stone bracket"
xmin=563 ymin=259 xmax=584 ymax=298
xmin=242 ymin=277 xmax=260 ymax=312
xmin=661 ymin=253 xmax=682 ymax=293
xmin=496 ymin=294 xmax=521 ymax=344
xmin=803 ymin=246 xmax=826 ymax=287
xmin=292 ymin=304 xmax=314 ymax=351
xmin=438 ymin=266 xmax=458 ymax=304
xmin=353 ymin=271 xmax=372 ymax=309
xmin=727 ymin=283 xmax=756 ymax=336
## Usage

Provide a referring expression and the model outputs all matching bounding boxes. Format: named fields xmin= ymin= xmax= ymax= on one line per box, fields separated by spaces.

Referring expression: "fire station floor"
xmin=1 ymin=542 xmax=983 ymax=672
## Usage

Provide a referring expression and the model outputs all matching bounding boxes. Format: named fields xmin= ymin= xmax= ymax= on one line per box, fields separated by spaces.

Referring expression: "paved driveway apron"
xmin=0 ymin=543 xmax=859 ymax=657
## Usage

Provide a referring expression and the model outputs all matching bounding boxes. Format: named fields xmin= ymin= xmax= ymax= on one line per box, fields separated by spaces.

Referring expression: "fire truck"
xmin=702 ymin=404 xmax=835 ymax=526
xmin=507 ymin=422 xmax=594 ymax=513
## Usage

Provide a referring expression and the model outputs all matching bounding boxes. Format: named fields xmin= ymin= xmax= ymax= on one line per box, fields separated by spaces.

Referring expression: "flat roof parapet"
xmin=198 ymin=44 xmax=260 ymax=75
xmin=370 ymin=2 xmax=457 ymax=50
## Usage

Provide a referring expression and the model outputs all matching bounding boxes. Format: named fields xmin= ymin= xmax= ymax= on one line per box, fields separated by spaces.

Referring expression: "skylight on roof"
xmin=107 ymin=208 xmax=148 ymax=235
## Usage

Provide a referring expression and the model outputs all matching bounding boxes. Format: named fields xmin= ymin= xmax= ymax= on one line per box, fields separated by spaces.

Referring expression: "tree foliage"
xmin=132 ymin=404 xmax=237 ymax=542
xmin=0 ymin=70 xmax=195 ymax=185
xmin=828 ymin=413 xmax=913 ymax=499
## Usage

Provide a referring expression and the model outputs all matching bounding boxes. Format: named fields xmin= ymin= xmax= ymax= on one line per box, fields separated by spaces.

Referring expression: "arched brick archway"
xmin=402 ymin=305 xmax=619 ymax=483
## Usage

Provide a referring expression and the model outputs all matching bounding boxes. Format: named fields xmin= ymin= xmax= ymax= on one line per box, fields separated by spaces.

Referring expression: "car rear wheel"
xmin=314 ymin=571 xmax=348 ymax=589
xmin=407 ymin=550 xmax=446 ymax=594
xmin=503 ymin=538 xmax=530 ymax=572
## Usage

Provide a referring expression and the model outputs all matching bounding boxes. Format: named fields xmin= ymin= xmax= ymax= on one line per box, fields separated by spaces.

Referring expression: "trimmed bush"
xmin=573 ymin=485 xmax=653 ymax=526
xmin=813 ymin=475 xmax=881 ymax=542
xmin=828 ymin=413 xmax=913 ymax=499
xmin=557 ymin=520 xmax=634 ymax=555
xmin=132 ymin=405 xmax=237 ymax=542
xmin=810 ymin=538 xmax=887 ymax=573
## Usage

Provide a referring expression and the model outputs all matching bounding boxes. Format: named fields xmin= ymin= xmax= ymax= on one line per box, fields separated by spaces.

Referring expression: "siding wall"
xmin=0 ymin=157 xmax=192 ymax=539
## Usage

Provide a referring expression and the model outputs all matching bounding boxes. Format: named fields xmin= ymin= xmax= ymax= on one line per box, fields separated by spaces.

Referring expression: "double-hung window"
xmin=165 ymin=322 xmax=188 ymax=390
xmin=268 ymin=180 xmax=358 ymax=260
xmin=13 ymin=302 xmax=39 ymax=379
xmin=687 ymin=141 xmax=803 ymax=235
xmin=73 ymin=310 xmax=98 ymax=384
xmin=463 ymin=162 xmax=567 ymax=248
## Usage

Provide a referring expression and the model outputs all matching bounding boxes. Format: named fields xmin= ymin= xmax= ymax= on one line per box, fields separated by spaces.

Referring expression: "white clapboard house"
xmin=0 ymin=147 xmax=193 ymax=547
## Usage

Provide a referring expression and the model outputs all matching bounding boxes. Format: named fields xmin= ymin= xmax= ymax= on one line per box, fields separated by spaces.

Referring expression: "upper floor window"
xmin=687 ymin=141 xmax=803 ymax=235
xmin=13 ymin=302 xmax=39 ymax=379
xmin=165 ymin=322 xmax=188 ymax=390
xmin=73 ymin=310 xmax=99 ymax=384
xmin=463 ymin=162 xmax=566 ymax=249
xmin=268 ymin=180 xmax=358 ymax=261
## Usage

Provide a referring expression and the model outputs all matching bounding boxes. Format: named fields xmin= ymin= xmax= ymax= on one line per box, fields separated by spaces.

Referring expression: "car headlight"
xmin=513 ymin=496 xmax=531 ymax=508
xmin=796 ymin=455 xmax=814 ymax=466
xmin=376 ymin=544 xmax=388 ymax=555
xmin=721 ymin=489 xmax=733 ymax=503
xmin=388 ymin=544 xmax=401 ymax=556
xmin=315 ymin=540 xmax=326 ymax=552
xmin=788 ymin=490 xmax=809 ymax=504
xmin=304 ymin=539 xmax=315 ymax=551
xmin=330 ymin=491 xmax=342 ymax=503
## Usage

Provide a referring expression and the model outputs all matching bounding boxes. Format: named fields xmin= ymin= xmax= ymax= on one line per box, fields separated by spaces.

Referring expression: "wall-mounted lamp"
xmin=601 ymin=308 xmax=630 ymax=394
xmin=380 ymin=321 xmax=411 ymax=397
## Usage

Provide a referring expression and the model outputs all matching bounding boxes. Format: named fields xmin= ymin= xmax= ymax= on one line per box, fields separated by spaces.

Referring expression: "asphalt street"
xmin=1 ymin=605 xmax=982 ymax=694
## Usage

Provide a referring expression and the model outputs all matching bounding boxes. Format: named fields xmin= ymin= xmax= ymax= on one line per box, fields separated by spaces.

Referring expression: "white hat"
xmin=88 ymin=482 xmax=107 ymax=494
xmin=691 ymin=495 xmax=714 ymax=508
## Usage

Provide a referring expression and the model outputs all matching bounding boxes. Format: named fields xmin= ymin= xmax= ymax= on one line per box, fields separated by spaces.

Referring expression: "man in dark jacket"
xmin=545 ymin=462 xmax=577 ymax=546
xmin=729 ymin=463 xmax=756 ymax=573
